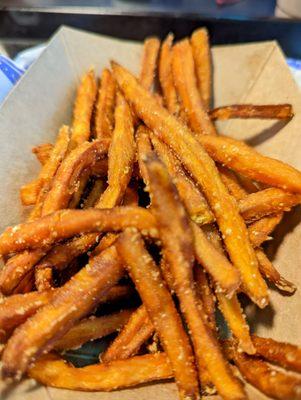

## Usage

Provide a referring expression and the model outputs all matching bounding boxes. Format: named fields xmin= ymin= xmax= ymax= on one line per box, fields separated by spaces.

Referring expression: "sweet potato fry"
xmin=144 ymin=156 xmax=245 ymax=399
xmin=190 ymin=28 xmax=212 ymax=110
xmin=210 ymin=104 xmax=294 ymax=120
xmin=256 ymin=249 xmax=296 ymax=294
xmin=248 ymin=213 xmax=283 ymax=247
xmin=19 ymin=179 xmax=40 ymax=206
xmin=239 ymin=188 xmax=301 ymax=223
xmin=159 ymin=33 xmax=179 ymax=115
xmin=197 ymin=134 xmax=301 ymax=193
xmin=137 ymin=125 xmax=153 ymax=187
xmin=2 ymin=245 xmax=124 ymax=378
xmin=54 ymin=310 xmax=132 ymax=351
xmin=102 ymin=305 xmax=154 ymax=362
xmin=252 ymin=335 xmax=301 ymax=373
xmin=29 ymin=353 xmax=173 ymax=391
xmin=194 ymin=268 xmax=216 ymax=332
xmin=0 ymin=207 xmax=157 ymax=256
xmin=94 ymin=68 xmax=116 ymax=139
xmin=117 ymin=230 xmax=200 ymax=400
xmin=82 ymin=179 xmax=105 ymax=209
xmin=111 ymin=61 xmax=268 ymax=308
xmin=172 ymin=39 xmax=217 ymax=135
xmin=140 ymin=37 xmax=160 ymax=90
xmin=69 ymin=69 xmax=97 ymax=150
xmin=32 ymin=143 xmax=54 ymax=165
xmin=219 ymin=166 xmax=248 ymax=201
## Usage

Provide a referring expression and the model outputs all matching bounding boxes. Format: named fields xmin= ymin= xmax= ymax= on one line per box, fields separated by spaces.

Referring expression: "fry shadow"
xmin=246 ymin=120 xmax=289 ymax=147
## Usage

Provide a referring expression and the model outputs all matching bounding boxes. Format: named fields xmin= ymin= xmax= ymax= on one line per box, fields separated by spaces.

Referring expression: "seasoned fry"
xmin=197 ymin=134 xmax=301 ymax=193
xmin=95 ymin=68 xmax=116 ymax=139
xmin=0 ymin=207 xmax=157 ymax=255
xmin=29 ymin=353 xmax=173 ymax=391
xmin=137 ymin=125 xmax=153 ymax=187
xmin=252 ymin=335 xmax=301 ymax=373
xmin=248 ymin=213 xmax=283 ymax=247
xmin=19 ymin=179 xmax=40 ymax=206
xmin=191 ymin=28 xmax=212 ymax=110
xmin=83 ymin=179 xmax=105 ymax=209
xmin=54 ymin=310 xmax=132 ymax=351
xmin=32 ymin=143 xmax=53 ymax=165
xmin=256 ymin=249 xmax=296 ymax=294
xmin=219 ymin=166 xmax=248 ymax=201
xmin=172 ymin=39 xmax=217 ymax=135
xmin=112 ymin=61 xmax=268 ymax=308
xmin=140 ymin=37 xmax=160 ymax=90
xmin=102 ymin=305 xmax=154 ymax=362
xmin=117 ymin=230 xmax=200 ymax=400
xmin=69 ymin=69 xmax=97 ymax=150
xmin=239 ymin=188 xmax=301 ymax=223
xmin=159 ymin=33 xmax=179 ymax=115
xmin=194 ymin=268 xmax=216 ymax=332
xmin=2 ymin=245 xmax=124 ymax=378
xmin=145 ymin=156 xmax=245 ymax=399
xmin=210 ymin=104 xmax=294 ymax=120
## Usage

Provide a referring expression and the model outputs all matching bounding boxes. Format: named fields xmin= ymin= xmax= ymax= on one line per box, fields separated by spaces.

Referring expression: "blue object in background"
xmin=0 ymin=55 xmax=24 ymax=103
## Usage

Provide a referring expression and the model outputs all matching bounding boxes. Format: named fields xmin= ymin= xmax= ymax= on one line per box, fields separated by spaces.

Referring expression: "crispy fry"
xmin=19 ymin=179 xmax=40 ymax=206
xmin=239 ymin=188 xmax=301 ymax=223
xmin=12 ymin=270 xmax=34 ymax=294
xmin=197 ymin=134 xmax=301 ymax=193
xmin=117 ymin=230 xmax=200 ymax=400
xmin=0 ymin=207 xmax=157 ymax=256
xmin=29 ymin=353 xmax=173 ymax=391
xmin=145 ymin=156 xmax=245 ymax=399
xmin=210 ymin=104 xmax=294 ymax=120
xmin=219 ymin=166 xmax=248 ymax=201
xmin=69 ymin=69 xmax=97 ymax=150
xmin=41 ymin=139 xmax=109 ymax=215
xmin=159 ymin=33 xmax=179 ymax=115
xmin=194 ymin=268 xmax=216 ymax=332
xmin=137 ymin=125 xmax=153 ymax=187
xmin=252 ymin=335 xmax=301 ymax=373
xmin=227 ymin=344 xmax=301 ymax=400
xmin=32 ymin=143 xmax=53 ymax=165
xmin=102 ymin=305 xmax=154 ymax=362
xmin=2 ymin=245 xmax=124 ymax=378
xmin=191 ymin=28 xmax=212 ymax=110
xmin=248 ymin=213 xmax=283 ymax=247
xmin=68 ymin=169 xmax=91 ymax=210
xmin=90 ymin=158 xmax=108 ymax=177
xmin=54 ymin=310 xmax=132 ymax=351
xmin=256 ymin=249 xmax=296 ymax=294
xmin=140 ymin=37 xmax=160 ymax=90
xmin=172 ymin=39 xmax=217 ymax=135
xmin=95 ymin=68 xmax=116 ymax=139
xmin=83 ymin=179 xmax=105 ymax=209
xmin=112 ymin=61 xmax=268 ymax=307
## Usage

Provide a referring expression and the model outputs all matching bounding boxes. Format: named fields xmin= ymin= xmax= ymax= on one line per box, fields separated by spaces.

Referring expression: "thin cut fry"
xmin=219 ymin=166 xmax=248 ymax=201
xmin=29 ymin=353 xmax=173 ymax=391
xmin=54 ymin=310 xmax=132 ymax=351
xmin=137 ymin=125 xmax=152 ymax=187
xmin=197 ymin=134 xmax=301 ymax=193
xmin=210 ymin=104 xmax=294 ymax=120
xmin=172 ymin=39 xmax=217 ymax=135
xmin=2 ymin=245 xmax=124 ymax=378
xmin=94 ymin=68 xmax=116 ymax=139
xmin=69 ymin=69 xmax=97 ymax=150
xmin=248 ymin=213 xmax=283 ymax=247
xmin=19 ymin=179 xmax=40 ymax=206
xmin=32 ymin=143 xmax=53 ymax=165
xmin=191 ymin=28 xmax=212 ymax=110
xmin=102 ymin=305 xmax=154 ymax=362
xmin=252 ymin=335 xmax=301 ymax=373
xmin=83 ymin=179 xmax=105 ymax=209
xmin=159 ymin=33 xmax=179 ymax=115
xmin=139 ymin=37 xmax=160 ymax=90
xmin=256 ymin=249 xmax=296 ymax=294
xmin=194 ymin=268 xmax=216 ymax=332
xmin=145 ymin=156 xmax=245 ymax=400
xmin=117 ymin=230 xmax=200 ymax=400
xmin=112 ymin=61 xmax=268 ymax=307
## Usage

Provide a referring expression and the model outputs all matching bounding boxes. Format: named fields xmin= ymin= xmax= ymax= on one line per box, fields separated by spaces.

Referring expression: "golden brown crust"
xmin=32 ymin=143 xmax=54 ymax=165
xmin=210 ymin=104 xmax=294 ymax=120
xmin=139 ymin=37 xmax=160 ymax=91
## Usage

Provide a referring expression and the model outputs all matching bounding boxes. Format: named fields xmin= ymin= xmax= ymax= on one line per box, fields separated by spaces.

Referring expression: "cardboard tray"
xmin=0 ymin=26 xmax=300 ymax=400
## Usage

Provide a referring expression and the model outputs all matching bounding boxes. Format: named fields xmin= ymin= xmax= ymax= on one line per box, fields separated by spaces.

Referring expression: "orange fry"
xmin=29 ymin=353 xmax=173 ymax=391
xmin=82 ymin=179 xmax=105 ymax=209
xmin=0 ymin=207 xmax=157 ymax=256
xmin=54 ymin=310 xmax=132 ymax=351
xmin=197 ymin=134 xmax=301 ymax=193
xmin=191 ymin=28 xmax=212 ymax=110
xmin=102 ymin=305 xmax=154 ymax=362
xmin=159 ymin=33 xmax=179 ymax=115
xmin=32 ymin=143 xmax=53 ymax=165
xmin=140 ymin=36 xmax=160 ymax=90
xmin=194 ymin=268 xmax=216 ymax=332
xmin=117 ymin=230 xmax=200 ymax=400
xmin=137 ymin=125 xmax=153 ymax=187
xmin=145 ymin=156 xmax=245 ymax=399
xmin=252 ymin=335 xmax=301 ymax=373
xmin=19 ymin=179 xmax=40 ymax=206
xmin=248 ymin=213 xmax=283 ymax=247
xmin=210 ymin=104 xmax=294 ymax=120
xmin=95 ymin=68 xmax=116 ymax=139
xmin=111 ymin=62 xmax=268 ymax=307
xmin=69 ymin=69 xmax=97 ymax=150
xmin=172 ymin=39 xmax=217 ymax=135
xmin=2 ymin=245 xmax=124 ymax=378
xmin=219 ymin=166 xmax=248 ymax=201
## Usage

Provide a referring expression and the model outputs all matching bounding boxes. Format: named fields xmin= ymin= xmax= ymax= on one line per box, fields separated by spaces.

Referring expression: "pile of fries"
xmin=0 ymin=29 xmax=300 ymax=400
